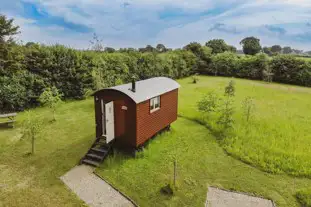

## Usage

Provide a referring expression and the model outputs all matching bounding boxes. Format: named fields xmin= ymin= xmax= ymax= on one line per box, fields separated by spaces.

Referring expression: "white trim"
xmin=150 ymin=96 xmax=160 ymax=113
xmin=150 ymin=107 xmax=160 ymax=113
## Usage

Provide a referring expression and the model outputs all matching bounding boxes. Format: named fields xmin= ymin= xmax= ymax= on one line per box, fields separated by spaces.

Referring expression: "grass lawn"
xmin=1 ymin=75 xmax=311 ymax=207
xmin=0 ymin=100 xmax=95 ymax=207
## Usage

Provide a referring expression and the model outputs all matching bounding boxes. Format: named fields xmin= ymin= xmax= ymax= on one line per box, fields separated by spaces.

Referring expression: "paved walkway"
xmin=60 ymin=165 xmax=134 ymax=207
xmin=206 ymin=187 xmax=275 ymax=207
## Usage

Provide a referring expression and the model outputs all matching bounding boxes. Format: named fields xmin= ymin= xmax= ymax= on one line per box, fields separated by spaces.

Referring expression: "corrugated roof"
xmin=98 ymin=77 xmax=180 ymax=103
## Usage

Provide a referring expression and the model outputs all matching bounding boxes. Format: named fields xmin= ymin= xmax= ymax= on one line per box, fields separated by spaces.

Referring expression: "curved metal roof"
xmin=97 ymin=77 xmax=180 ymax=103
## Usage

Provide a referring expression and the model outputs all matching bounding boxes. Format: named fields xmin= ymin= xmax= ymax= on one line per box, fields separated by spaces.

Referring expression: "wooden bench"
xmin=0 ymin=113 xmax=17 ymax=128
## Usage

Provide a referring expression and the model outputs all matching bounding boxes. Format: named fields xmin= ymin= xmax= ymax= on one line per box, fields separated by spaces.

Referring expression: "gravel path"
xmin=60 ymin=165 xmax=134 ymax=207
xmin=206 ymin=187 xmax=275 ymax=207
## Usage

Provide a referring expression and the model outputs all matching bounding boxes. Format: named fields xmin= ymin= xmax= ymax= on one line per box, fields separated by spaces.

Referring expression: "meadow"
xmin=178 ymin=76 xmax=311 ymax=177
xmin=1 ymin=76 xmax=311 ymax=207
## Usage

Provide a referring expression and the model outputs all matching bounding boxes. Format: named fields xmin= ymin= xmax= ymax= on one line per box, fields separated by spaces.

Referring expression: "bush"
xmin=270 ymin=55 xmax=305 ymax=85
xmin=236 ymin=53 xmax=269 ymax=79
xmin=208 ymin=52 xmax=238 ymax=76
xmin=296 ymin=188 xmax=311 ymax=207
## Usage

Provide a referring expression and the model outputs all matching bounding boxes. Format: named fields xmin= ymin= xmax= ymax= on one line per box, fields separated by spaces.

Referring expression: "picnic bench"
xmin=0 ymin=113 xmax=17 ymax=128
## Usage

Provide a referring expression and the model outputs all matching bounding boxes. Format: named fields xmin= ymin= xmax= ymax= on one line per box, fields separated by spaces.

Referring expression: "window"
xmin=150 ymin=96 xmax=160 ymax=112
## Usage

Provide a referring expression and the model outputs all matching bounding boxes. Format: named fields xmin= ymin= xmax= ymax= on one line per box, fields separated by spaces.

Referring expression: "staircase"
xmin=80 ymin=137 xmax=113 ymax=167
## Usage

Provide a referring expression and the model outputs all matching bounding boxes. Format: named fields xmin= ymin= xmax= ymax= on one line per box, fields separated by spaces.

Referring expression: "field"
xmin=178 ymin=76 xmax=311 ymax=177
xmin=1 ymin=76 xmax=311 ymax=206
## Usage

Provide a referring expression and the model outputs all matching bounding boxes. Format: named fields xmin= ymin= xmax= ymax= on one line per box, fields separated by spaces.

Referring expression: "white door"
xmin=105 ymin=101 xmax=115 ymax=143
xmin=101 ymin=99 xmax=106 ymax=136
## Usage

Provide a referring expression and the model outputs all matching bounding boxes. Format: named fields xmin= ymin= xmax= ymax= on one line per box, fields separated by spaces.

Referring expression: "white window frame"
xmin=150 ymin=96 xmax=160 ymax=113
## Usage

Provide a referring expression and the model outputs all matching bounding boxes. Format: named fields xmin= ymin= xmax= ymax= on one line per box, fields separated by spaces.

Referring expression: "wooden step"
xmin=86 ymin=153 xmax=104 ymax=160
xmin=91 ymin=147 xmax=108 ymax=154
xmin=82 ymin=159 xmax=99 ymax=167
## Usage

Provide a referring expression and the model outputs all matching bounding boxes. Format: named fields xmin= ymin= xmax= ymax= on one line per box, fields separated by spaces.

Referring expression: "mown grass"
xmin=178 ymin=76 xmax=311 ymax=177
xmin=0 ymin=100 xmax=95 ymax=207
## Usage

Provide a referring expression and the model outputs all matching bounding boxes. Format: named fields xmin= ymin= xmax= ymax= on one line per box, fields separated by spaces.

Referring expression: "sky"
xmin=1 ymin=0 xmax=311 ymax=50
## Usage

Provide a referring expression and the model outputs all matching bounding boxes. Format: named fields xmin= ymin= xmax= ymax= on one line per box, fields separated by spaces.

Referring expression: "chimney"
xmin=131 ymin=78 xmax=136 ymax=92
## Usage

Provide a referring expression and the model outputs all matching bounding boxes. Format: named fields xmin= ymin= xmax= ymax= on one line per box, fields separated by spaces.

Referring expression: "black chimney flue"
xmin=132 ymin=78 xmax=136 ymax=92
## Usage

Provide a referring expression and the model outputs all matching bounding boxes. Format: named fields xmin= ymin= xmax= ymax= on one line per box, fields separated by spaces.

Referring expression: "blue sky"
xmin=1 ymin=0 xmax=311 ymax=50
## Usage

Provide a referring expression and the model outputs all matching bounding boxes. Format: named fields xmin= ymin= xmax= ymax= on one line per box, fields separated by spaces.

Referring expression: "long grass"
xmin=178 ymin=76 xmax=311 ymax=177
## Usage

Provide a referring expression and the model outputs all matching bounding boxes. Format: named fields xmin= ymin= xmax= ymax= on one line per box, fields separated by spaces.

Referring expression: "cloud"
xmin=1 ymin=0 xmax=311 ymax=50
xmin=208 ymin=23 xmax=240 ymax=34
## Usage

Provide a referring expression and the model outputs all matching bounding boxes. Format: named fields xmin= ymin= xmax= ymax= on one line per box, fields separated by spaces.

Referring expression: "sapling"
xmin=242 ymin=96 xmax=255 ymax=122
xmin=39 ymin=86 xmax=62 ymax=121
xmin=22 ymin=111 xmax=42 ymax=155
xmin=218 ymin=80 xmax=236 ymax=130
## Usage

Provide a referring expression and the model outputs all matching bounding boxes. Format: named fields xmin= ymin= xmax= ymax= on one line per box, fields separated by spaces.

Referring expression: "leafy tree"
xmin=0 ymin=15 xmax=23 ymax=76
xmin=104 ymin=47 xmax=115 ymax=53
xmin=240 ymin=37 xmax=261 ymax=55
xmin=183 ymin=42 xmax=202 ymax=56
xmin=283 ymin=46 xmax=293 ymax=54
xmin=271 ymin=45 xmax=282 ymax=54
xmin=156 ymin=44 xmax=167 ymax=53
xmin=22 ymin=111 xmax=43 ymax=155
xmin=218 ymin=80 xmax=236 ymax=129
xmin=263 ymin=47 xmax=272 ymax=56
xmin=206 ymin=39 xmax=229 ymax=54
xmin=39 ymin=87 xmax=62 ymax=121
xmin=293 ymin=49 xmax=303 ymax=54
xmin=227 ymin=45 xmax=237 ymax=53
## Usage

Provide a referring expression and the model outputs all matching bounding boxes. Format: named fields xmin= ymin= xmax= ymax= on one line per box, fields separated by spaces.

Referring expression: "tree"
xmin=38 ymin=87 xmax=62 ymax=121
xmin=271 ymin=45 xmax=282 ymax=54
xmin=293 ymin=49 xmax=303 ymax=54
xmin=206 ymin=39 xmax=230 ymax=54
xmin=22 ymin=111 xmax=42 ymax=155
xmin=283 ymin=46 xmax=293 ymax=54
xmin=183 ymin=42 xmax=202 ymax=56
xmin=0 ymin=14 xmax=20 ymax=43
xmin=240 ymin=37 xmax=261 ymax=55
xmin=227 ymin=45 xmax=237 ymax=53
xmin=89 ymin=33 xmax=104 ymax=51
xmin=104 ymin=47 xmax=115 ymax=53
xmin=156 ymin=44 xmax=167 ymax=53
xmin=263 ymin=47 xmax=272 ymax=56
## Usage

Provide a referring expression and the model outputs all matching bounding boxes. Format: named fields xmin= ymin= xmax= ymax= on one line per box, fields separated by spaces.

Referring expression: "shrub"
xmin=270 ymin=55 xmax=305 ymax=85
xmin=0 ymin=76 xmax=27 ymax=113
xmin=236 ymin=53 xmax=269 ymax=80
xmin=38 ymin=87 xmax=62 ymax=121
xmin=197 ymin=91 xmax=220 ymax=114
xmin=208 ymin=52 xmax=238 ymax=76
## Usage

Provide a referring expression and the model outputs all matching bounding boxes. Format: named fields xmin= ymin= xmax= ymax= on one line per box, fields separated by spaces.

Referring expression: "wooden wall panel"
xmin=136 ymin=89 xmax=178 ymax=147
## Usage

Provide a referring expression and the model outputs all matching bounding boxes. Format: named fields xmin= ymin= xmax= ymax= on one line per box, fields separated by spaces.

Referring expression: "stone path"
xmin=206 ymin=187 xmax=275 ymax=207
xmin=60 ymin=165 xmax=134 ymax=207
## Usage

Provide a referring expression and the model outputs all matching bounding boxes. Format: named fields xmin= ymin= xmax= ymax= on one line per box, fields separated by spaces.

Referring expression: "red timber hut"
xmin=81 ymin=77 xmax=180 ymax=166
